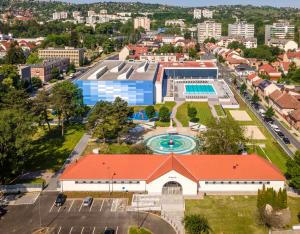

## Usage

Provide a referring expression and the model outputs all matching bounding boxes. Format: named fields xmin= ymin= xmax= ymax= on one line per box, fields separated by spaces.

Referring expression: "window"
xmin=129 ymin=181 xmax=132 ymax=184
xmin=82 ymin=181 xmax=86 ymax=183
xmin=97 ymin=181 xmax=101 ymax=184
xmin=251 ymin=181 xmax=255 ymax=184
xmin=121 ymin=181 xmax=124 ymax=184
xmin=221 ymin=181 xmax=224 ymax=184
xmin=205 ymin=181 xmax=208 ymax=184
xmin=259 ymin=181 xmax=262 ymax=184
xmin=90 ymin=181 xmax=94 ymax=184
xmin=105 ymin=181 xmax=109 ymax=184
xmin=75 ymin=181 xmax=78 ymax=184
xmin=244 ymin=181 xmax=247 ymax=184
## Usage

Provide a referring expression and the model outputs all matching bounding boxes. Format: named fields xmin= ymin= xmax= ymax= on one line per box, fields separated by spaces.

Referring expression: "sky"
xmin=62 ymin=0 xmax=300 ymax=8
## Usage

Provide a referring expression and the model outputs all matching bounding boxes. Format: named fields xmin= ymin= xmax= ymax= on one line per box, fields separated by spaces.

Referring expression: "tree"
xmin=251 ymin=93 xmax=260 ymax=104
xmin=0 ymin=108 xmax=35 ymax=183
xmin=51 ymin=67 xmax=60 ymax=80
xmin=204 ymin=37 xmax=216 ymax=44
xmin=159 ymin=106 xmax=170 ymax=122
xmin=183 ymin=214 xmax=211 ymax=234
xmin=265 ymin=106 xmax=275 ymax=118
xmin=31 ymin=77 xmax=43 ymax=90
xmin=70 ymin=31 xmax=80 ymax=48
xmin=32 ymin=90 xmax=51 ymax=131
xmin=4 ymin=42 xmax=26 ymax=64
xmin=0 ymin=64 xmax=20 ymax=89
xmin=67 ymin=63 xmax=76 ymax=74
xmin=188 ymin=105 xmax=197 ymax=122
xmin=51 ymin=81 xmax=85 ymax=136
xmin=286 ymin=151 xmax=300 ymax=189
xmin=26 ymin=52 xmax=42 ymax=64
xmin=188 ymin=48 xmax=198 ymax=59
xmin=240 ymin=82 xmax=247 ymax=94
xmin=145 ymin=105 xmax=156 ymax=120
xmin=228 ymin=41 xmax=245 ymax=50
xmin=102 ymin=39 xmax=115 ymax=54
xmin=201 ymin=118 xmax=247 ymax=154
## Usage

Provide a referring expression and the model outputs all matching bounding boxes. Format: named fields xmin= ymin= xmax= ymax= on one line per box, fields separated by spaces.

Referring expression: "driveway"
xmin=0 ymin=192 xmax=175 ymax=234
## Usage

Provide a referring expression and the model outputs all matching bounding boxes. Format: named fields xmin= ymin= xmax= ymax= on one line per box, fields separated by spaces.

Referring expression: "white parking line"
xmin=58 ymin=205 xmax=62 ymax=212
xmin=49 ymin=203 xmax=55 ymax=213
xmin=68 ymin=200 xmax=74 ymax=212
xmin=69 ymin=227 xmax=73 ymax=234
xmin=99 ymin=200 xmax=104 ymax=212
xmin=81 ymin=227 xmax=85 ymax=234
xmin=57 ymin=226 xmax=62 ymax=234
xmin=78 ymin=201 xmax=83 ymax=212
xmin=116 ymin=226 xmax=119 ymax=234
xmin=105 ymin=226 xmax=107 ymax=231
xmin=89 ymin=200 xmax=94 ymax=212
xmin=92 ymin=227 xmax=95 ymax=234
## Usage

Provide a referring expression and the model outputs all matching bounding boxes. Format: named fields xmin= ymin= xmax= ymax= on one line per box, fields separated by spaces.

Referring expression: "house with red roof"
xmin=119 ymin=44 xmax=149 ymax=61
xmin=258 ymin=64 xmax=281 ymax=82
xmin=280 ymin=51 xmax=300 ymax=67
xmin=269 ymin=90 xmax=300 ymax=116
xmin=246 ymin=73 xmax=260 ymax=87
xmin=59 ymin=154 xmax=285 ymax=195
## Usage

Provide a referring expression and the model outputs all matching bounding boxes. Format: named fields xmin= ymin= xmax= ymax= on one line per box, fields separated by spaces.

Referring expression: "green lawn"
xmin=26 ymin=124 xmax=85 ymax=172
xmin=228 ymin=88 xmax=289 ymax=172
xmin=128 ymin=226 xmax=152 ymax=234
xmin=214 ymin=105 xmax=226 ymax=117
xmin=185 ymin=196 xmax=300 ymax=234
xmin=176 ymin=102 xmax=213 ymax=127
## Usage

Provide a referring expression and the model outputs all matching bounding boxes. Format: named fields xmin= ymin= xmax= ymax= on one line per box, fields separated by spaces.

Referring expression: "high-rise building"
xmin=52 ymin=12 xmax=68 ymax=20
xmin=228 ymin=21 xmax=255 ymax=38
xmin=99 ymin=9 xmax=108 ymax=15
xmin=197 ymin=21 xmax=222 ymax=43
xmin=134 ymin=17 xmax=151 ymax=31
xmin=72 ymin=11 xmax=81 ymax=19
xmin=87 ymin=10 xmax=96 ymax=17
xmin=202 ymin=9 xmax=213 ymax=18
xmin=265 ymin=22 xmax=295 ymax=44
xmin=193 ymin=9 xmax=202 ymax=19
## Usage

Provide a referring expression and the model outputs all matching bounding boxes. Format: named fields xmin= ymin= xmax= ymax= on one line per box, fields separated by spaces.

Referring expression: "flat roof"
xmin=60 ymin=154 xmax=285 ymax=182
xmin=79 ymin=60 xmax=158 ymax=81
xmin=156 ymin=61 xmax=217 ymax=82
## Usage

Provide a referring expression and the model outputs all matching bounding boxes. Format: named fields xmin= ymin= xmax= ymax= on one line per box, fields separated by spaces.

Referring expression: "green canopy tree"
xmin=184 ymin=214 xmax=211 ymax=234
xmin=286 ymin=151 xmax=300 ymax=189
xmin=4 ymin=42 xmax=26 ymax=64
xmin=26 ymin=52 xmax=42 ymax=64
xmin=31 ymin=77 xmax=43 ymax=90
xmin=265 ymin=106 xmax=275 ymax=118
xmin=201 ymin=118 xmax=247 ymax=154
xmin=145 ymin=105 xmax=156 ymax=120
xmin=51 ymin=81 xmax=85 ymax=136
xmin=32 ymin=90 xmax=51 ymax=131
xmin=159 ymin=106 xmax=170 ymax=122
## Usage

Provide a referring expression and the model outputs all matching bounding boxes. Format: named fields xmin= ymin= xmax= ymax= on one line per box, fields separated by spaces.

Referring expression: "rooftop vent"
xmin=137 ymin=61 xmax=149 ymax=73
xmin=117 ymin=66 xmax=134 ymax=80
xmin=111 ymin=62 xmax=126 ymax=73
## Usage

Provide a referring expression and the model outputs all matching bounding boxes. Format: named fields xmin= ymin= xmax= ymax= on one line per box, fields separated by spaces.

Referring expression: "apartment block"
xmin=265 ymin=22 xmax=295 ymax=44
xmin=134 ymin=17 xmax=151 ymax=31
xmin=53 ymin=11 xmax=68 ymax=20
xmin=197 ymin=21 xmax=222 ymax=43
xmin=202 ymin=9 xmax=213 ymax=18
xmin=30 ymin=58 xmax=69 ymax=82
xmin=193 ymin=9 xmax=202 ymax=19
xmin=38 ymin=47 xmax=84 ymax=67
xmin=228 ymin=21 xmax=255 ymax=38
xmin=165 ymin=19 xmax=185 ymax=27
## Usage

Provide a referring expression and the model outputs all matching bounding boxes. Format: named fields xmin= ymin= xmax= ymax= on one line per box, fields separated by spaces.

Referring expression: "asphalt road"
xmin=0 ymin=192 xmax=175 ymax=234
xmin=218 ymin=62 xmax=297 ymax=157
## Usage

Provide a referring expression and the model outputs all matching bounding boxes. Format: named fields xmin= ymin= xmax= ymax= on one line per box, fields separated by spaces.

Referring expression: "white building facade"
xmin=197 ymin=21 xmax=222 ymax=43
xmin=265 ymin=22 xmax=295 ymax=44
xmin=134 ymin=17 xmax=151 ymax=31
xmin=228 ymin=22 xmax=255 ymax=38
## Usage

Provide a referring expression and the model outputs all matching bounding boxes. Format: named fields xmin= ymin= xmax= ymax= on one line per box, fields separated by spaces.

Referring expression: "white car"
xmin=83 ymin=197 xmax=93 ymax=207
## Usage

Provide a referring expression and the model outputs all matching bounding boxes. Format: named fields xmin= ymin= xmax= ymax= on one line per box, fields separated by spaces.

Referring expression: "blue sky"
xmin=64 ymin=0 xmax=300 ymax=8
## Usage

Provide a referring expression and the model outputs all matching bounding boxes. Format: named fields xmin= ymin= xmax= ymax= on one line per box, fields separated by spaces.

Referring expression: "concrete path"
xmin=171 ymin=101 xmax=184 ymax=127
xmin=208 ymin=103 xmax=220 ymax=121
xmin=45 ymin=133 xmax=91 ymax=191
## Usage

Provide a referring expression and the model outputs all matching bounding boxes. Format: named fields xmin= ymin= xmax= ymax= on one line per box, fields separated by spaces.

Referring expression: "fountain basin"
xmin=145 ymin=134 xmax=198 ymax=155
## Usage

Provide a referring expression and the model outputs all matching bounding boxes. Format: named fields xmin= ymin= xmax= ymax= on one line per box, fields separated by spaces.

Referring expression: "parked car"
xmin=55 ymin=193 xmax=66 ymax=207
xmin=104 ymin=228 xmax=115 ymax=234
xmin=283 ymin=137 xmax=290 ymax=144
xmin=0 ymin=207 xmax=6 ymax=217
xmin=270 ymin=124 xmax=279 ymax=130
xmin=263 ymin=117 xmax=274 ymax=124
xmin=83 ymin=197 xmax=93 ymax=207
xmin=276 ymin=131 xmax=285 ymax=138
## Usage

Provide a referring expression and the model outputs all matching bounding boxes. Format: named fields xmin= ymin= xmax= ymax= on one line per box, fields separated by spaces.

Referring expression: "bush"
xmin=159 ymin=106 xmax=170 ymax=122
xmin=184 ymin=214 xmax=211 ymax=234
xmin=31 ymin=77 xmax=43 ymax=90
xmin=145 ymin=105 xmax=155 ymax=120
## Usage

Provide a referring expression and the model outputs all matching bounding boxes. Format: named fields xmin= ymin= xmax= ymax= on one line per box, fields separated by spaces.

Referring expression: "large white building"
xmin=265 ymin=22 xmax=295 ymax=44
xmin=165 ymin=19 xmax=185 ymax=27
xmin=53 ymin=11 xmax=68 ymax=20
xmin=60 ymin=154 xmax=285 ymax=195
xmin=134 ymin=17 xmax=151 ymax=31
xmin=202 ymin=9 xmax=213 ymax=18
xmin=228 ymin=21 xmax=255 ymax=38
xmin=193 ymin=9 xmax=202 ymax=19
xmin=197 ymin=21 xmax=222 ymax=43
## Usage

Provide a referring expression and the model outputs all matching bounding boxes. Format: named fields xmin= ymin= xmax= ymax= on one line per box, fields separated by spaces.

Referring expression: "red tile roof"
xmin=270 ymin=90 xmax=300 ymax=110
xmin=289 ymin=108 xmax=300 ymax=121
xmin=60 ymin=154 xmax=285 ymax=182
xmin=247 ymin=73 xmax=258 ymax=81
xmin=259 ymin=64 xmax=277 ymax=73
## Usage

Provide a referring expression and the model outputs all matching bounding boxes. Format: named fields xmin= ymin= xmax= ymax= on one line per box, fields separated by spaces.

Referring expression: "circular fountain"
xmin=145 ymin=134 xmax=198 ymax=155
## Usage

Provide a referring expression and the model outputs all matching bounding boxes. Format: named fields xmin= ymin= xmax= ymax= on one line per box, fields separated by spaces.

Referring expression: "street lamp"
xmin=111 ymin=172 xmax=116 ymax=195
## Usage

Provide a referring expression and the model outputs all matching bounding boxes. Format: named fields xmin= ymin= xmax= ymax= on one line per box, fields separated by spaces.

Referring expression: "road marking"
xmin=69 ymin=227 xmax=73 ymax=234
xmin=116 ymin=226 xmax=119 ymax=234
xmin=99 ymin=200 xmax=104 ymax=212
xmin=81 ymin=227 xmax=85 ymax=234
xmin=68 ymin=200 xmax=74 ymax=212
xmin=57 ymin=226 xmax=62 ymax=234
xmin=49 ymin=203 xmax=55 ymax=213
xmin=78 ymin=201 xmax=83 ymax=212
xmin=58 ymin=205 xmax=62 ymax=212
xmin=89 ymin=199 xmax=94 ymax=212
xmin=92 ymin=227 xmax=95 ymax=234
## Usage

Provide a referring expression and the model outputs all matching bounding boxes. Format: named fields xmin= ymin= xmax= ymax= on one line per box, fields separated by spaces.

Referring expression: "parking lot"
xmin=0 ymin=192 xmax=175 ymax=234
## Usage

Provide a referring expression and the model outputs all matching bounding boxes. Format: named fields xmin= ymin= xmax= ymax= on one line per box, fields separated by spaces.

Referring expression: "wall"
xmin=146 ymin=170 xmax=198 ymax=195
xmin=199 ymin=180 xmax=284 ymax=192
xmin=76 ymin=79 xmax=155 ymax=106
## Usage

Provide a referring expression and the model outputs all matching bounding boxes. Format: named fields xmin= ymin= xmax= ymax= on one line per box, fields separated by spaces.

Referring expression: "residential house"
xmin=287 ymin=109 xmax=300 ymax=129
xmin=269 ymin=90 xmax=300 ymax=116
xmin=258 ymin=64 xmax=281 ymax=82
xmin=257 ymin=80 xmax=280 ymax=98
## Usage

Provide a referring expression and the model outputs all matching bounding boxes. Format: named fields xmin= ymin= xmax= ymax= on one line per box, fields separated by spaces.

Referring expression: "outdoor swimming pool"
xmin=185 ymin=84 xmax=216 ymax=95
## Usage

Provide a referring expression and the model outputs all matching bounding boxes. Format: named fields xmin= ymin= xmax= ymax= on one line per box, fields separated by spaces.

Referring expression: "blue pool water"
xmin=185 ymin=84 xmax=216 ymax=95
xmin=130 ymin=110 xmax=158 ymax=121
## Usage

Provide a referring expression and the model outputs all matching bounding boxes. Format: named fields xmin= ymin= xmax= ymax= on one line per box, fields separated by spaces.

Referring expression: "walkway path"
xmin=171 ymin=101 xmax=184 ymax=128
xmin=208 ymin=103 xmax=220 ymax=121
xmin=45 ymin=133 xmax=91 ymax=191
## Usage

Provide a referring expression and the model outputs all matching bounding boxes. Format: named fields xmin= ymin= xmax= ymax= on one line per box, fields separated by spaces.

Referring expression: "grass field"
xmin=26 ymin=124 xmax=85 ymax=172
xmin=128 ymin=226 xmax=152 ymax=234
xmin=214 ymin=105 xmax=226 ymax=117
xmin=227 ymin=89 xmax=289 ymax=172
xmin=185 ymin=196 xmax=300 ymax=234
xmin=176 ymin=102 xmax=213 ymax=127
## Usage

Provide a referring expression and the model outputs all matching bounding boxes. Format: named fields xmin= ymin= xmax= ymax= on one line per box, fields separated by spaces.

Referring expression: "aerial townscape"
xmin=1 ymin=0 xmax=300 ymax=233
